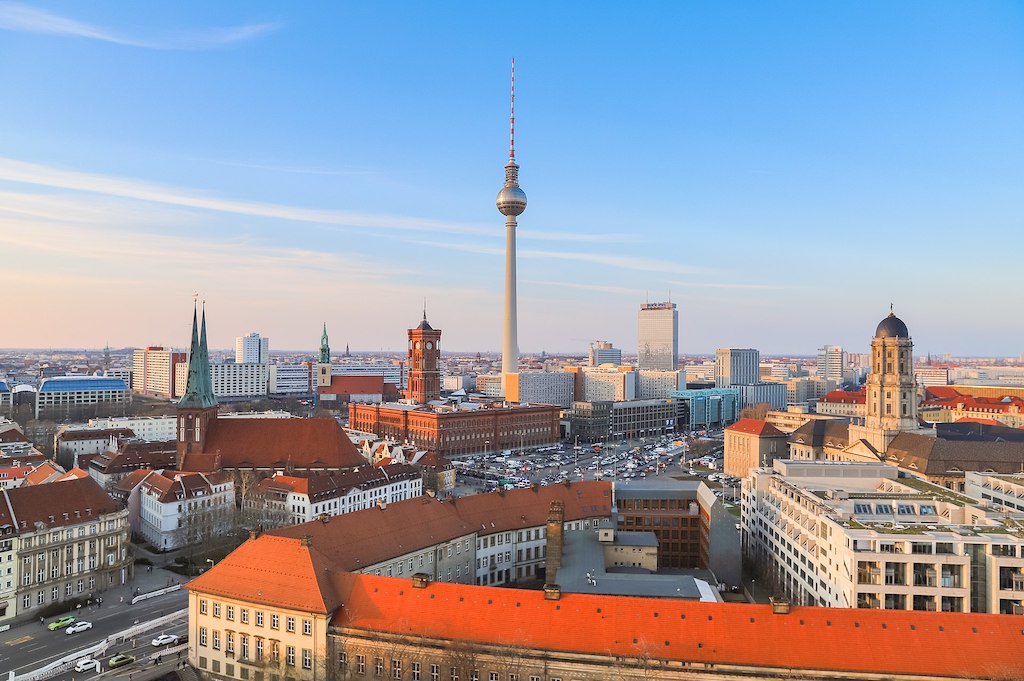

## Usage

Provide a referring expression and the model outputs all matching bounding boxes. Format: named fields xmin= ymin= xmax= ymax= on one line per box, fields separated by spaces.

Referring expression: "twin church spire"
xmin=178 ymin=303 xmax=217 ymax=410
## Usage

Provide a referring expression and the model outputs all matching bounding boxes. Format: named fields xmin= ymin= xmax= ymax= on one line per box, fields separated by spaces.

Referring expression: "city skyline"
xmin=1 ymin=3 xmax=1022 ymax=355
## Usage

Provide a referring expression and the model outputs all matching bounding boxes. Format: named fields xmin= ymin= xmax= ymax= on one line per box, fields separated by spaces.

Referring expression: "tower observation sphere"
xmin=497 ymin=179 xmax=527 ymax=216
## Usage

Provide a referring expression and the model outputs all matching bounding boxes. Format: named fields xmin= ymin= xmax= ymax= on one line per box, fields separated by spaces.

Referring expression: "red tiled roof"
xmin=57 ymin=428 xmax=134 ymax=441
xmin=6 ymin=476 xmax=120 ymax=529
xmin=269 ymin=481 xmax=612 ymax=572
xmin=820 ymin=390 xmax=866 ymax=404
xmin=327 ymin=573 xmax=1024 ymax=679
xmin=955 ymin=417 xmax=1004 ymax=426
xmin=185 ymin=535 xmax=340 ymax=613
xmin=926 ymin=386 xmax=963 ymax=400
xmin=192 ymin=417 xmax=364 ymax=471
xmin=725 ymin=418 xmax=787 ymax=437
xmin=320 ymin=375 xmax=386 ymax=395
xmin=0 ymin=429 xmax=29 ymax=443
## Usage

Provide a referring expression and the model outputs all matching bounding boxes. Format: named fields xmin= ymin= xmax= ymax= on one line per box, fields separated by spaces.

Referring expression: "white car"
xmin=66 ymin=621 xmax=93 ymax=635
xmin=74 ymin=658 xmax=100 ymax=673
xmin=152 ymin=633 xmax=180 ymax=646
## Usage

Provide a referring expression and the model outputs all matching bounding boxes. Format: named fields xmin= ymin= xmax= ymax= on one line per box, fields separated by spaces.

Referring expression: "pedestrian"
xmin=39 ymin=616 xmax=44 ymax=627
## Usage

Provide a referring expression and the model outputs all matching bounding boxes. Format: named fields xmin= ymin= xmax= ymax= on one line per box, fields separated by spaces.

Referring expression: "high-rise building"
xmin=588 ymin=341 xmax=622 ymax=366
xmin=497 ymin=59 xmax=527 ymax=390
xmin=638 ymin=302 xmax=678 ymax=370
xmin=406 ymin=312 xmax=442 ymax=404
xmin=235 ymin=332 xmax=269 ymax=364
xmin=715 ymin=348 xmax=760 ymax=387
xmin=131 ymin=346 xmax=187 ymax=398
xmin=816 ymin=345 xmax=846 ymax=383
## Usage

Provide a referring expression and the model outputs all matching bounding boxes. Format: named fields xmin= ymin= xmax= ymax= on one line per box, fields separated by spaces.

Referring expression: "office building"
xmin=174 ymin=361 xmax=269 ymax=401
xmin=743 ymin=460 xmax=1024 ymax=615
xmin=131 ymin=347 xmax=187 ymax=398
xmin=505 ymin=371 xmax=575 ymax=407
xmin=568 ymin=398 xmax=676 ymax=442
xmin=816 ymin=345 xmax=846 ymax=383
xmin=638 ymin=302 xmax=678 ymax=370
xmin=235 ymin=332 xmax=269 ymax=364
xmin=588 ymin=341 xmax=622 ymax=366
xmin=715 ymin=348 xmax=759 ymax=387
xmin=268 ymin=363 xmax=314 ymax=395
xmin=672 ymin=388 xmax=740 ymax=431
xmin=724 ymin=418 xmax=788 ymax=478
xmin=35 ymin=375 xmax=130 ymax=419
xmin=915 ymin=366 xmax=950 ymax=387
xmin=735 ymin=382 xmax=788 ymax=410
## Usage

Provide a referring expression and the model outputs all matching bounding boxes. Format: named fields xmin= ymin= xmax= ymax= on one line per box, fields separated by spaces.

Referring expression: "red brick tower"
xmin=406 ymin=312 xmax=441 ymax=404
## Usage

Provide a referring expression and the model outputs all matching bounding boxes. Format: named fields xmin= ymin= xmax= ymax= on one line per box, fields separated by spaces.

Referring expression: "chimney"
xmin=770 ymin=597 xmax=791 ymax=615
xmin=543 ymin=584 xmax=561 ymax=600
xmin=249 ymin=529 xmax=260 ymax=540
xmin=300 ymin=534 xmax=313 ymax=547
xmin=412 ymin=573 xmax=430 ymax=589
xmin=545 ymin=500 xmax=565 ymax=581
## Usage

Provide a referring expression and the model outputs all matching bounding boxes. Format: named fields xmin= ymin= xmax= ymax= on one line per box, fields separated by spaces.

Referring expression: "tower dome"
xmin=875 ymin=311 xmax=909 ymax=338
xmin=496 ymin=179 xmax=527 ymax=216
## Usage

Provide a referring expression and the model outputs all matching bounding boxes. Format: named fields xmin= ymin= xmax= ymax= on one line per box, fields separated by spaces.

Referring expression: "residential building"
xmin=35 ymin=376 xmax=130 ymax=420
xmin=724 ymin=419 xmax=788 ymax=478
xmin=784 ymin=376 xmax=837 ymax=407
xmin=671 ymin=388 xmax=739 ymax=431
xmin=474 ymin=374 xmax=504 ymax=397
xmin=743 ymin=459 xmax=1024 ymax=615
xmin=5 ymin=476 xmax=132 ymax=624
xmin=131 ymin=347 xmax=187 ymax=398
xmin=920 ymin=387 xmax=1024 ymax=429
xmin=175 ymin=361 xmax=269 ymax=400
xmin=269 ymin=364 xmax=314 ymax=396
xmin=915 ymin=366 xmax=950 ymax=387
xmin=246 ymin=464 xmax=422 ymax=528
xmin=505 ymin=371 xmax=575 ymax=407
xmin=125 ymin=470 xmax=236 ymax=551
xmin=235 ymin=332 xmax=269 ymax=364
xmin=816 ymin=345 xmax=846 ymax=383
xmin=567 ymin=365 xmax=636 ymax=402
xmin=636 ymin=369 xmax=685 ymax=399
xmin=816 ymin=389 xmax=867 ymax=419
xmin=587 ymin=340 xmax=622 ymax=366
xmin=53 ymin=426 xmax=133 ymax=469
xmin=715 ymin=348 xmax=759 ymax=388
xmin=88 ymin=415 xmax=177 ymax=441
xmin=736 ymin=382 xmax=788 ymax=410
xmin=638 ymin=302 xmax=678 ymax=371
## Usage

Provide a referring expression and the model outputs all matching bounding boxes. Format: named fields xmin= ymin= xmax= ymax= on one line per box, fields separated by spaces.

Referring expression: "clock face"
xmin=415 ymin=341 xmax=421 ymax=350
xmin=425 ymin=342 xmax=433 ymax=350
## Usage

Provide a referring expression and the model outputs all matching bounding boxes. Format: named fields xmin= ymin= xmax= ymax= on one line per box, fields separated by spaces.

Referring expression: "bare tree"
xmin=739 ymin=403 xmax=771 ymax=420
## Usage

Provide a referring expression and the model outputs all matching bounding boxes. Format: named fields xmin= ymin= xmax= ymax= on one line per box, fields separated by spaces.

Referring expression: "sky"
xmin=1 ymin=2 xmax=1022 ymax=357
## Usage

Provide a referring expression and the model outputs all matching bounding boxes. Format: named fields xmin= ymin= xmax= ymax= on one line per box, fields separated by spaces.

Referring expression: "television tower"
xmin=496 ymin=58 xmax=527 ymax=383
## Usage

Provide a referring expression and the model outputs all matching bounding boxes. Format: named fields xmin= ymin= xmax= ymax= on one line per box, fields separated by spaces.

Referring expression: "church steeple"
xmin=320 ymin=322 xmax=331 ymax=364
xmin=177 ymin=303 xmax=219 ymax=468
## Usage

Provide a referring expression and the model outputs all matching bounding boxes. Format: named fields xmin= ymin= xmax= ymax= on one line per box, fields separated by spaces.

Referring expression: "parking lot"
xmin=450 ymin=431 xmax=736 ymax=499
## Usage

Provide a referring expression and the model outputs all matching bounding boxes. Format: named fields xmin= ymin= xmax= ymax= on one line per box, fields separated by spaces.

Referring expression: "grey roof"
xmin=886 ymin=432 xmax=1024 ymax=476
xmin=178 ymin=306 xmax=217 ymax=410
xmin=614 ymin=478 xmax=702 ymax=501
xmin=875 ymin=312 xmax=910 ymax=338
xmin=788 ymin=419 xmax=851 ymax=449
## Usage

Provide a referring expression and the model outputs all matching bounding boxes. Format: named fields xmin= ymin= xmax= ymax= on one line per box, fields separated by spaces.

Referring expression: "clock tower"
xmin=407 ymin=311 xmax=441 ymax=404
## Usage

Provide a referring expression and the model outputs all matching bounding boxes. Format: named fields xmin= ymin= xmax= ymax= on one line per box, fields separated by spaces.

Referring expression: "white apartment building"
xmin=715 ymin=348 xmax=760 ymax=388
xmin=915 ymin=366 xmax=950 ymax=387
xmin=684 ymin=362 xmax=716 ymax=384
xmin=636 ymin=369 xmax=685 ymax=399
xmin=743 ymin=460 xmax=1024 ymax=615
xmin=333 ymin=362 xmax=406 ymax=389
xmin=268 ymin=364 xmax=312 ymax=395
xmin=175 ymin=361 xmax=269 ymax=400
xmin=513 ymin=371 xmax=575 ymax=407
xmin=817 ymin=345 xmax=846 ymax=384
xmin=89 ymin=415 xmax=177 ymax=441
xmin=579 ymin=367 xmax=636 ymax=402
xmin=132 ymin=347 xmax=185 ymax=398
xmin=638 ymin=302 xmax=678 ymax=371
xmin=235 ymin=332 xmax=269 ymax=364
xmin=133 ymin=471 xmax=236 ymax=551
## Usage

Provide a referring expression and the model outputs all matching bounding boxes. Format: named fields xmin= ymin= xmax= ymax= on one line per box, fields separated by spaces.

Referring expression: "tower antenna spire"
xmin=509 ymin=57 xmax=515 ymax=161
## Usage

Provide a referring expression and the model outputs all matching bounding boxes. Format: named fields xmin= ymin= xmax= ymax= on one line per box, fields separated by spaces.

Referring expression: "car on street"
xmin=152 ymin=633 xmax=180 ymax=646
xmin=74 ymin=658 xmax=101 ymax=673
xmin=47 ymin=615 xmax=75 ymax=631
xmin=108 ymin=654 xmax=136 ymax=669
xmin=67 ymin=621 xmax=93 ymax=634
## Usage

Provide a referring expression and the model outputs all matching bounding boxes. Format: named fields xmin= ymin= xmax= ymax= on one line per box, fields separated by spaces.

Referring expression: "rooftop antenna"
xmin=890 ymin=302 xmax=894 ymax=314
xmin=509 ymin=57 xmax=516 ymax=161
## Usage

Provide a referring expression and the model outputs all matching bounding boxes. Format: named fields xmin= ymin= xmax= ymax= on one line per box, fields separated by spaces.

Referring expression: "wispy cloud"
xmin=664 ymin=279 xmax=792 ymax=290
xmin=523 ymin=280 xmax=643 ymax=296
xmin=0 ymin=2 xmax=277 ymax=49
xmin=0 ymin=157 xmax=630 ymax=246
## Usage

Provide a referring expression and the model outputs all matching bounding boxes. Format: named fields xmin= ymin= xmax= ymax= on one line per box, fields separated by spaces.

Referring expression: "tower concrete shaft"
xmin=503 ymin=214 xmax=519 ymax=377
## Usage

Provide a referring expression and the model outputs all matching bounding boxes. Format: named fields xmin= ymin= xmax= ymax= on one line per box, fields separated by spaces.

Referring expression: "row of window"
xmin=199 ymin=601 xmax=313 ymax=635
xmin=339 ymin=653 xmax=558 ymax=681
xmin=198 ymin=630 xmax=312 ymax=669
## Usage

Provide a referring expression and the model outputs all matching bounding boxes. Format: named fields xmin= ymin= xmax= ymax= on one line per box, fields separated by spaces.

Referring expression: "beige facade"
xmin=724 ymin=423 xmax=787 ymax=478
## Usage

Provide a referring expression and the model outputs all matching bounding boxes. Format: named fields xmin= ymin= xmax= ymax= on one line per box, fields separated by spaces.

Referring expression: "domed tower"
xmin=497 ymin=58 xmax=527 ymax=389
xmin=853 ymin=307 xmax=919 ymax=453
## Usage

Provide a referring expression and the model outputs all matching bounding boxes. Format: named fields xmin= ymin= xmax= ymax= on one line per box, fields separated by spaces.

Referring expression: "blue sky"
xmin=1 ymin=2 xmax=1021 ymax=356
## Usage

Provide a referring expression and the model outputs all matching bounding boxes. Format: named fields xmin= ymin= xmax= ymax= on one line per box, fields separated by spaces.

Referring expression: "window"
xmin=256 ymin=639 xmax=264 ymax=660
xmin=875 ymin=504 xmax=893 ymax=515
xmin=303 ymin=619 xmax=312 ymax=635
xmin=392 ymin=659 xmax=402 ymax=679
xmin=226 ymin=605 xmax=235 ymax=621
xmin=226 ymin=632 xmax=234 ymax=655
xmin=212 ymin=631 xmax=221 ymax=650
xmin=338 ymin=652 xmax=347 ymax=672
xmin=450 ymin=668 xmax=459 ymax=681
xmin=271 ymin=642 xmax=280 ymax=663
xmin=200 ymin=627 xmax=208 ymax=647
xmin=241 ymin=635 xmax=249 ymax=659
xmin=897 ymin=504 xmax=916 ymax=515
xmin=256 ymin=611 xmax=264 ymax=626
xmin=412 ymin=662 xmax=421 ymax=681
xmin=854 ymin=503 xmax=872 ymax=515
xmin=302 ymin=649 xmax=312 ymax=670
xmin=357 ymin=655 xmax=366 ymax=674
xmin=286 ymin=616 xmax=295 ymax=632
xmin=376 ymin=657 xmax=385 ymax=677
xmin=271 ymin=614 xmax=280 ymax=629
xmin=286 ymin=646 xmax=295 ymax=667
xmin=213 ymin=602 xmax=221 ymax=617
xmin=241 ymin=609 xmax=249 ymax=624
xmin=431 ymin=665 xmax=440 ymax=681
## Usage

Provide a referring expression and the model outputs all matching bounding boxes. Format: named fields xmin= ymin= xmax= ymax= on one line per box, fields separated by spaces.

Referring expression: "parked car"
xmin=108 ymin=654 xmax=136 ymax=669
xmin=47 ymin=615 xmax=75 ymax=631
xmin=152 ymin=633 xmax=180 ymax=647
xmin=74 ymin=658 xmax=100 ymax=673
xmin=67 ymin=621 xmax=93 ymax=635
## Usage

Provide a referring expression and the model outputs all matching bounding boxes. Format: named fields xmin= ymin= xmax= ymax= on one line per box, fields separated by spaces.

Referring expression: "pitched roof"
xmin=6 ymin=476 xmax=120 ymax=530
xmin=178 ymin=306 xmax=217 ymax=410
xmin=328 ymin=573 xmax=1024 ymax=680
xmin=193 ymin=417 xmax=365 ymax=471
xmin=257 ymin=465 xmax=420 ymax=502
xmin=22 ymin=460 xmax=65 ymax=486
xmin=269 ymin=481 xmax=612 ymax=572
xmin=184 ymin=535 xmax=340 ymax=613
xmin=321 ymin=375 xmax=387 ymax=395
xmin=820 ymin=389 xmax=866 ymax=404
xmin=57 ymin=428 xmax=134 ymax=442
xmin=726 ymin=418 xmax=787 ymax=437
xmin=886 ymin=432 xmax=1024 ymax=475
xmin=788 ymin=419 xmax=851 ymax=449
